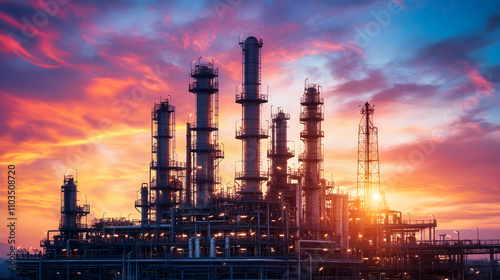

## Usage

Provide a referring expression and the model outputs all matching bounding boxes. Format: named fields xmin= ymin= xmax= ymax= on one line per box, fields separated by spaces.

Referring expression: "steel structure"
xmin=149 ymin=97 xmax=185 ymax=225
xmin=15 ymin=35 xmax=500 ymax=280
xmin=235 ymin=36 xmax=268 ymax=198
xmin=267 ymin=109 xmax=294 ymax=202
xmin=299 ymin=83 xmax=324 ymax=231
xmin=357 ymin=102 xmax=380 ymax=210
xmin=59 ymin=174 xmax=90 ymax=241
xmin=188 ymin=58 xmax=224 ymax=207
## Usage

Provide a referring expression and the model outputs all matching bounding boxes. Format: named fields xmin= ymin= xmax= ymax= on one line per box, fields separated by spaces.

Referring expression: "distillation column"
xmin=59 ymin=174 xmax=89 ymax=241
xmin=135 ymin=183 xmax=149 ymax=225
xmin=235 ymin=36 xmax=268 ymax=197
xmin=189 ymin=59 xmax=223 ymax=206
xmin=299 ymin=84 xmax=324 ymax=230
xmin=151 ymin=98 xmax=184 ymax=224
xmin=268 ymin=110 xmax=294 ymax=202
xmin=357 ymin=102 xmax=380 ymax=210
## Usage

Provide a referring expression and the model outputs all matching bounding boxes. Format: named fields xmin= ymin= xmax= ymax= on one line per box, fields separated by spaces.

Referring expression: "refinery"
xmin=15 ymin=36 xmax=499 ymax=280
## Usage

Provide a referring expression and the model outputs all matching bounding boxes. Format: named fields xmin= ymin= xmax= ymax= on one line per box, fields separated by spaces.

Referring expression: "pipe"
xmin=194 ymin=220 xmax=226 ymax=237
xmin=225 ymin=236 xmax=230 ymax=257
xmin=304 ymin=252 xmax=312 ymax=280
xmin=297 ymin=240 xmax=336 ymax=280
xmin=66 ymin=239 xmax=88 ymax=256
xmin=210 ymin=237 xmax=216 ymax=258
xmin=127 ymin=251 xmax=134 ymax=280
xmin=186 ymin=122 xmax=192 ymax=206
xmin=38 ymin=253 xmax=44 ymax=280
xmin=189 ymin=237 xmax=194 ymax=258
xmin=195 ymin=237 xmax=200 ymax=258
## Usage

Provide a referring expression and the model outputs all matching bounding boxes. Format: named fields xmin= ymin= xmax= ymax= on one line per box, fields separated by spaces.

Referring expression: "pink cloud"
xmin=468 ymin=68 xmax=494 ymax=96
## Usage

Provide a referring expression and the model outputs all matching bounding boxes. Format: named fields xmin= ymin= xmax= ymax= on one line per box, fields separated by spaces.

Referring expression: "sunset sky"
xmin=1 ymin=0 xmax=499 ymax=249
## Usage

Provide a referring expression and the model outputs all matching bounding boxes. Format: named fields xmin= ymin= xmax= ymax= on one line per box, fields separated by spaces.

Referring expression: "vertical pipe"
xmin=186 ymin=122 xmax=192 ymax=206
xmin=225 ymin=236 xmax=230 ymax=257
xmin=189 ymin=237 xmax=193 ymax=258
xmin=334 ymin=194 xmax=343 ymax=247
xmin=195 ymin=238 xmax=200 ymax=258
xmin=342 ymin=194 xmax=349 ymax=250
xmin=210 ymin=237 xmax=216 ymax=258
xmin=320 ymin=179 xmax=326 ymax=225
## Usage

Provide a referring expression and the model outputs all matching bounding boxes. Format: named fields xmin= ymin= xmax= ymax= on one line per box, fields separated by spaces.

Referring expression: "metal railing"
xmin=235 ymin=128 xmax=269 ymax=138
xmin=235 ymin=171 xmax=268 ymax=179
xmin=299 ymin=110 xmax=324 ymax=120
xmin=189 ymin=81 xmax=219 ymax=91
xmin=235 ymin=92 xmax=268 ymax=102
xmin=150 ymin=160 xmax=186 ymax=169
xmin=300 ymin=95 xmax=324 ymax=104
xmin=300 ymin=130 xmax=324 ymax=138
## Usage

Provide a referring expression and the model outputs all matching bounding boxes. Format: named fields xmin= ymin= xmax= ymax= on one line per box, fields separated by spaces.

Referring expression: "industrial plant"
xmin=15 ymin=36 xmax=499 ymax=279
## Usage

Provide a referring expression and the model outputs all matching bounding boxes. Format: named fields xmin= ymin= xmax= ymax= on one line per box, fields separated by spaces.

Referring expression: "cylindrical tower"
xmin=150 ymin=97 xmax=184 ymax=224
xmin=189 ymin=59 xmax=223 ymax=207
xmin=267 ymin=110 xmax=294 ymax=201
xmin=59 ymin=174 xmax=89 ymax=240
xmin=299 ymin=84 xmax=324 ymax=230
xmin=140 ymin=184 xmax=149 ymax=225
xmin=61 ymin=176 xmax=77 ymax=234
xmin=235 ymin=36 xmax=268 ymax=198
xmin=331 ymin=193 xmax=349 ymax=249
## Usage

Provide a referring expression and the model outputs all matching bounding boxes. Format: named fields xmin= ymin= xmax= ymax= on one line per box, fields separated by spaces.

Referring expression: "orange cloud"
xmin=85 ymin=77 xmax=137 ymax=97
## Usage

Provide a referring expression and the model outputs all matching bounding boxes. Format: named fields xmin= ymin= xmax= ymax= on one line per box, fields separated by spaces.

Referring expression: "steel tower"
xmin=189 ymin=59 xmax=224 ymax=207
xmin=59 ymin=174 xmax=90 ymax=241
xmin=267 ymin=109 xmax=294 ymax=202
xmin=235 ymin=36 xmax=268 ymax=198
xmin=150 ymin=97 xmax=185 ymax=224
xmin=299 ymin=84 xmax=324 ymax=230
xmin=357 ymin=102 xmax=380 ymax=210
